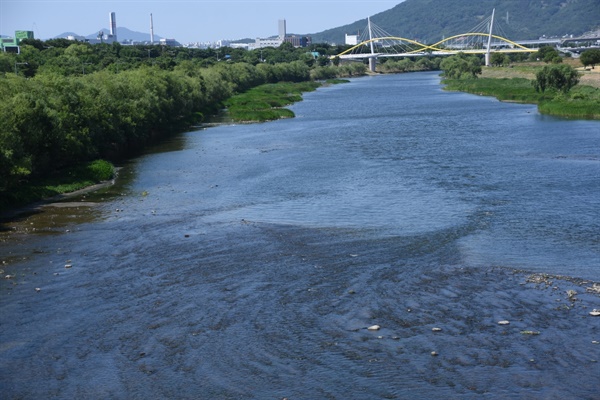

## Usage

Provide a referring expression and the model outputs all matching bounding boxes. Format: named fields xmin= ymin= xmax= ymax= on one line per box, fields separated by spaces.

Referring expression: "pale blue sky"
xmin=1 ymin=0 xmax=402 ymax=43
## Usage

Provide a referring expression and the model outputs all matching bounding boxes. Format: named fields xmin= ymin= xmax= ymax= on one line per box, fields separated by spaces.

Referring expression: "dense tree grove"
xmin=439 ymin=53 xmax=483 ymax=79
xmin=0 ymin=40 xmax=441 ymax=196
xmin=378 ymin=57 xmax=442 ymax=73
xmin=0 ymin=60 xmax=309 ymax=192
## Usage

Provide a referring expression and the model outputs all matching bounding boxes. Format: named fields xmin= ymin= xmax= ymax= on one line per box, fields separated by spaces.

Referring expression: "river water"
xmin=1 ymin=72 xmax=599 ymax=398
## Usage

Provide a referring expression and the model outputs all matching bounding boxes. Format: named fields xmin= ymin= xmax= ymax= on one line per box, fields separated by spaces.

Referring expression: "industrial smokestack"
xmin=150 ymin=13 xmax=154 ymax=44
xmin=109 ymin=12 xmax=117 ymax=40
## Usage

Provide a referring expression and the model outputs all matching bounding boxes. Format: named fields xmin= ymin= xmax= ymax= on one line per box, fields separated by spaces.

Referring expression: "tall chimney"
xmin=150 ymin=13 xmax=154 ymax=44
xmin=109 ymin=12 xmax=117 ymax=40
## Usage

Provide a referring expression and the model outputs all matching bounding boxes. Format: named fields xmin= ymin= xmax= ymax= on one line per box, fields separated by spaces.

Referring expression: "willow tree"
xmin=533 ymin=64 xmax=580 ymax=93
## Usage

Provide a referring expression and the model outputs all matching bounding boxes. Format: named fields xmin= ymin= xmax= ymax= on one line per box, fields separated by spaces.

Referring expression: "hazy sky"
xmin=1 ymin=0 xmax=402 ymax=43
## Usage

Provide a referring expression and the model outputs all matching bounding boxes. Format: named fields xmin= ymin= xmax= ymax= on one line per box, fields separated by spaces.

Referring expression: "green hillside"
xmin=311 ymin=0 xmax=600 ymax=44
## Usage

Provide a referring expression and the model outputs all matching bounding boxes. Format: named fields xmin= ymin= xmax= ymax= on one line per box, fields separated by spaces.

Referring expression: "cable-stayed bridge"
xmin=334 ymin=9 xmax=561 ymax=71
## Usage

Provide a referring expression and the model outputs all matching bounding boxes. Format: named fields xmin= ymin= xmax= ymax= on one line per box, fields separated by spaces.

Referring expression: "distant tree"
xmin=533 ymin=64 xmax=580 ymax=93
xmin=440 ymin=53 xmax=482 ymax=79
xmin=19 ymin=38 xmax=46 ymax=51
xmin=536 ymin=46 xmax=561 ymax=63
xmin=511 ymin=53 xmax=529 ymax=63
xmin=490 ymin=52 xmax=510 ymax=67
xmin=580 ymin=48 xmax=600 ymax=69
xmin=316 ymin=55 xmax=330 ymax=67
xmin=44 ymin=38 xmax=75 ymax=49
xmin=0 ymin=52 xmax=15 ymax=74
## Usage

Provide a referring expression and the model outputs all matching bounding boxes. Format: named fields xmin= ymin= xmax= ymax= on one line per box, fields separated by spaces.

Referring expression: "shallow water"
xmin=1 ymin=72 xmax=599 ymax=398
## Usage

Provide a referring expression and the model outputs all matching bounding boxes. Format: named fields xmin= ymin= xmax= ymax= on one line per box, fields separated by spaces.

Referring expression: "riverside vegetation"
xmin=0 ymin=40 xmax=379 ymax=211
xmin=440 ymin=49 xmax=600 ymax=120
xmin=2 ymin=39 xmax=597 ymax=211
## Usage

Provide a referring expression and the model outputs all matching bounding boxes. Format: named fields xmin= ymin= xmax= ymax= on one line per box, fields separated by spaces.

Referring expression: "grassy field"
xmin=480 ymin=59 xmax=600 ymax=88
xmin=444 ymin=59 xmax=600 ymax=119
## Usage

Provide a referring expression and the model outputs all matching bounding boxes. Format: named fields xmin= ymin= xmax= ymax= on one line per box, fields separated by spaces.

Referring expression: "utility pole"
xmin=14 ymin=61 xmax=28 ymax=76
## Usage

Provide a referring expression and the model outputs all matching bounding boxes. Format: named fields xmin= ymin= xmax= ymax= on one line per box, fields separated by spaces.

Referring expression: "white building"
xmin=345 ymin=34 xmax=359 ymax=46
xmin=160 ymin=38 xmax=181 ymax=47
xmin=248 ymin=37 xmax=283 ymax=50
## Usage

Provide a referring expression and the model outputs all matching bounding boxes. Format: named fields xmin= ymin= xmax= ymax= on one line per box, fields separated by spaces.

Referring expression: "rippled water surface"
xmin=1 ymin=72 xmax=599 ymax=399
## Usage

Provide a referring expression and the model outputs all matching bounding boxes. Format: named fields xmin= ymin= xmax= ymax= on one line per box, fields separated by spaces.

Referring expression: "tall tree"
xmin=533 ymin=64 xmax=580 ymax=93
xmin=580 ymin=49 xmax=600 ymax=70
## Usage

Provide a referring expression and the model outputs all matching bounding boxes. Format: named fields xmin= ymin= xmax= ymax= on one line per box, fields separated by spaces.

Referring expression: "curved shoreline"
xmin=0 ymin=178 xmax=116 ymax=222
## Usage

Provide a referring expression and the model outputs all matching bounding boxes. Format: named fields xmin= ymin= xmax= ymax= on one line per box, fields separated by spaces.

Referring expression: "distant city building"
xmin=0 ymin=30 xmax=34 ymax=53
xmin=67 ymin=35 xmax=87 ymax=41
xmin=285 ymin=35 xmax=311 ymax=47
xmin=109 ymin=12 xmax=117 ymax=42
xmin=279 ymin=19 xmax=286 ymax=40
xmin=249 ymin=19 xmax=311 ymax=49
xmin=249 ymin=37 xmax=284 ymax=50
xmin=160 ymin=38 xmax=181 ymax=47
xmin=345 ymin=34 xmax=359 ymax=46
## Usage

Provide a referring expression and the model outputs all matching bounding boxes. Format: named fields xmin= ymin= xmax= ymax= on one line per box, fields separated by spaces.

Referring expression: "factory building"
xmin=0 ymin=31 xmax=34 ymax=53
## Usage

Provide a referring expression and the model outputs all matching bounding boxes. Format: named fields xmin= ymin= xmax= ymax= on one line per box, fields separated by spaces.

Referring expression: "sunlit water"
xmin=1 ymin=72 xmax=599 ymax=398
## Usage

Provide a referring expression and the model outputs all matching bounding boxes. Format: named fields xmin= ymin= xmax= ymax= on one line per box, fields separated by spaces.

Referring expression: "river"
xmin=1 ymin=72 xmax=599 ymax=398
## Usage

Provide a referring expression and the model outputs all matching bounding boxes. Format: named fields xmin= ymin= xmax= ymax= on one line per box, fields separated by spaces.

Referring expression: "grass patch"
xmin=443 ymin=77 xmax=600 ymax=119
xmin=224 ymin=81 xmax=321 ymax=122
xmin=444 ymin=77 xmax=550 ymax=103
xmin=0 ymin=160 xmax=115 ymax=212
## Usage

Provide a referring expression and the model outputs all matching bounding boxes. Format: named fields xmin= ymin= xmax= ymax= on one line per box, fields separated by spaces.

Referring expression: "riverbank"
xmin=0 ymin=160 xmax=115 ymax=215
xmin=443 ymin=61 xmax=600 ymax=119
xmin=1 ymin=80 xmax=340 ymax=215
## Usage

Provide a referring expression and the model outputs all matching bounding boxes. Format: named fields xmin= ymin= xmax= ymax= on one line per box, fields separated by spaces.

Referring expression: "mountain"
xmin=55 ymin=27 xmax=162 ymax=42
xmin=310 ymin=0 xmax=600 ymax=44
